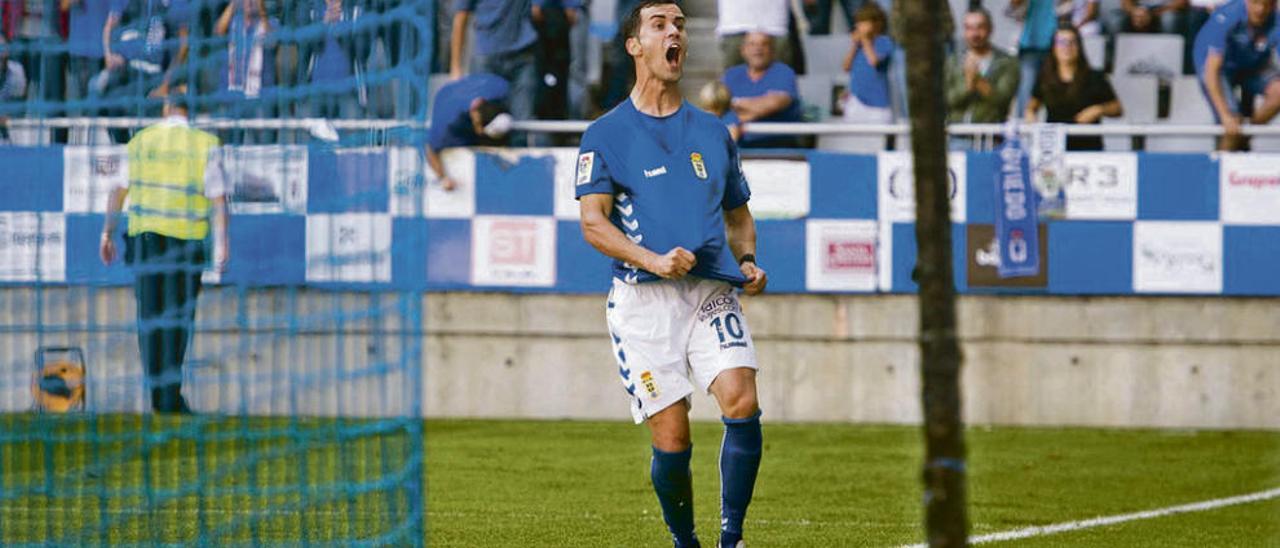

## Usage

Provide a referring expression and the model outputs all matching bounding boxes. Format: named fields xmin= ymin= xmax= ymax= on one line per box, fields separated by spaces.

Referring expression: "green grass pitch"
xmin=2 ymin=416 xmax=1277 ymax=546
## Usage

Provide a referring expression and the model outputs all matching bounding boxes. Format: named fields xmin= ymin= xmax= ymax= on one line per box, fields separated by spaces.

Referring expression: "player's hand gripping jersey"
xmin=575 ymin=99 xmax=751 ymax=285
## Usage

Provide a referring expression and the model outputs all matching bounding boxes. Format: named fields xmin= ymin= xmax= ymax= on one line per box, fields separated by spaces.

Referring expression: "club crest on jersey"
xmin=576 ymin=152 xmax=594 ymax=186
xmin=690 ymin=152 xmax=708 ymax=180
xmin=640 ymin=371 xmax=659 ymax=399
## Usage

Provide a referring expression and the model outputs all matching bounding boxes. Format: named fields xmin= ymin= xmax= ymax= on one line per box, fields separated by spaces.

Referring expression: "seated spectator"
xmin=425 ymin=73 xmax=512 ymax=192
xmin=1024 ymin=24 xmax=1123 ymax=151
xmin=946 ymin=8 xmax=1019 ymax=147
xmin=1193 ymin=0 xmax=1280 ymax=151
xmin=717 ymin=0 xmax=793 ymax=70
xmin=841 ymin=2 xmax=894 ymax=124
xmin=722 ymin=30 xmax=801 ymax=147
xmin=1117 ymin=0 xmax=1191 ymax=33
xmin=697 ymin=79 xmax=743 ymax=141
xmin=0 ymin=36 xmax=27 ymax=143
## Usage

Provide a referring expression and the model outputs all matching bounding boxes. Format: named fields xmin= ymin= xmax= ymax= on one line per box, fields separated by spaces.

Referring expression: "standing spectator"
xmin=450 ymin=0 xmax=536 ymax=138
xmin=946 ymin=8 xmax=1019 ymax=147
xmin=98 ymin=0 xmax=193 ymax=142
xmin=99 ymin=86 xmax=229 ymax=414
xmin=1024 ymin=24 xmax=1123 ymax=151
xmin=717 ymin=0 xmax=793 ymax=70
xmin=306 ymin=0 xmax=362 ymax=122
xmin=804 ymin=0 xmax=862 ymax=36
xmin=424 ymin=73 xmax=512 ymax=192
xmin=1116 ymin=0 xmax=1191 ymax=33
xmin=722 ymin=30 xmax=800 ymax=147
xmin=1194 ymin=0 xmax=1280 ymax=150
xmin=532 ymin=0 xmax=580 ymax=127
xmin=841 ymin=2 xmax=894 ymax=123
xmin=11 ymin=0 xmax=65 ymax=141
xmin=214 ymin=0 xmax=277 ymax=144
xmin=64 ymin=0 xmax=112 ymax=137
xmin=1009 ymin=0 xmax=1067 ymax=114
xmin=0 ymin=36 xmax=27 ymax=142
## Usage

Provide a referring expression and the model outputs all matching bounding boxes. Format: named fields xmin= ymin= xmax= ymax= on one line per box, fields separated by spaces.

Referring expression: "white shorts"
xmin=605 ymin=276 xmax=759 ymax=424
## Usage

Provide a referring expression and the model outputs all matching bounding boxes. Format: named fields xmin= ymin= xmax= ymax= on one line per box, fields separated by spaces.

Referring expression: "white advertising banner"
xmin=1219 ymin=153 xmax=1280 ymax=225
xmin=305 ymin=213 xmax=392 ymax=283
xmin=472 ymin=215 xmax=557 ymax=287
xmin=877 ymin=151 xmax=967 ymax=223
xmin=1061 ymin=152 xmax=1138 ymax=220
xmin=805 ymin=219 xmax=878 ymax=292
xmin=63 ymin=146 xmax=128 ymax=213
xmin=551 ymin=147 xmax=583 ymax=220
xmin=225 ymin=145 xmax=308 ymax=214
xmin=1132 ymin=221 xmax=1222 ymax=294
xmin=421 ymin=147 xmax=477 ymax=219
xmin=0 ymin=213 xmax=66 ymax=282
xmin=741 ymin=159 xmax=810 ymax=219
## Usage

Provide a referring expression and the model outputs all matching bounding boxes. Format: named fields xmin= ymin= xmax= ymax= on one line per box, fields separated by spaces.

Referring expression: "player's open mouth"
xmin=665 ymin=43 xmax=681 ymax=66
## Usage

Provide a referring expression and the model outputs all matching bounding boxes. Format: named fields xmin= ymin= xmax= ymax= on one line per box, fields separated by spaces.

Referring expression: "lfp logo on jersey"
xmin=690 ymin=152 xmax=707 ymax=180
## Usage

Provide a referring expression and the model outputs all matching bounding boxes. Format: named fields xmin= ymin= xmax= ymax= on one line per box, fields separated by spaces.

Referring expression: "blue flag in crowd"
xmin=994 ymin=133 xmax=1040 ymax=279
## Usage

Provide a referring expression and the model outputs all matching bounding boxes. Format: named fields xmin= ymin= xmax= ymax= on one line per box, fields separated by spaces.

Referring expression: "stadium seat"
xmin=1146 ymin=75 xmax=1215 ymax=152
xmin=797 ymin=74 xmax=835 ymax=120
xmin=803 ymin=35 xmax=852 ymax=76
xmin=1083 ymin=33 xmax=1106 ymax=71
xmin=1103 ymin=75 xmax=1157 ymax=151
xmin=1113 ymin=34 xmax=1183 ymax=82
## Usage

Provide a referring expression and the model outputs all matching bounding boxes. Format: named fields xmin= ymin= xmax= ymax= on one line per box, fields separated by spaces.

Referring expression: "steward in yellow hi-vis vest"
xmin=98 ymin=88 xmax=230 ymax=414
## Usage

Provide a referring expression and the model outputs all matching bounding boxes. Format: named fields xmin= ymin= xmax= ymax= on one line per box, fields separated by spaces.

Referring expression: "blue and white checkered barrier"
xmin=1 ymin=145 xmax=1277 ymax=295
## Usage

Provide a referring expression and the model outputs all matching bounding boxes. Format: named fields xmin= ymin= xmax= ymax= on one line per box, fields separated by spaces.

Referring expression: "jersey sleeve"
xmin=1200 ymin=11 xmax=1231 ymax=57
xmin=204 ymin=146 xmax=229 ymax=199
xmin=722 ymin=133 xmax=751 ymax=210
xmin=574 ymin=128 xmax=614 ymax=198
xmin=873 ymin=36 xmax=896 ymax=69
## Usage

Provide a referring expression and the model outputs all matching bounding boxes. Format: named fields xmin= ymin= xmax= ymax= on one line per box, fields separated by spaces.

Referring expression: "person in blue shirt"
xmin=64 ymin=0 xmax=113 ymax=120
xmin=841 ymin=2 xmax=895 ymax=123
xmin=721 ymin=30 xmax=801 ymax=148
xmin=213 ymin=0 xmax=279 ymax=144
xmin=575 ymin=3 xmax=767 ymax=547
xmin=1008 ymin=0 xmax=1059 ymax=115
xmin=304 ymin=0 xmax=362 ymax=121
xmin=1194 ymin=0 xmax=1280 ymax=150
xmin=96 ymin=0 xmax=192 ymax=142
xmin=449 ymin=0 xmax=537 ymax=140
xmin=425 ymin=73 xmax=512 ymax=191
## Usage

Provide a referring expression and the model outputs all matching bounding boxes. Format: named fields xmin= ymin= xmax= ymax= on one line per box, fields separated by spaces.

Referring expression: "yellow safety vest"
xmin=126 ymin=121 xmax=221 ymax=241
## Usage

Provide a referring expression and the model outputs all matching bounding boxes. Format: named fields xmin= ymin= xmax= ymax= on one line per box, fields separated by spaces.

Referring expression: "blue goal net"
xmin=0 ymin=0 xmax=433 ymax=545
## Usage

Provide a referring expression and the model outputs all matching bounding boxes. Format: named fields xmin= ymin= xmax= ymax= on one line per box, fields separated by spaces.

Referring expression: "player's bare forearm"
xmin=724 ymin=204 xmax=756 ymax=262
xmin=580 ymin=193 xmax=663 ymax=272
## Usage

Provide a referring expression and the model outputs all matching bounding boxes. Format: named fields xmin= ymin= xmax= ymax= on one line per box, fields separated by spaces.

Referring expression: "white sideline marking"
xmin=902 ymin=486 xmax=1280 ymax=547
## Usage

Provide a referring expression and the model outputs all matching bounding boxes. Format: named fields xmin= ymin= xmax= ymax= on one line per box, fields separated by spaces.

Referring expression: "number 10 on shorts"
xmin=710 ymin=312 xmax=748 ymax=350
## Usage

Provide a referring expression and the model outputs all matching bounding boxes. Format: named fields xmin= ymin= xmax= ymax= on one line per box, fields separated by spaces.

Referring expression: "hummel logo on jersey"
xmin=643 ymin=166 xmax=668 ymax=178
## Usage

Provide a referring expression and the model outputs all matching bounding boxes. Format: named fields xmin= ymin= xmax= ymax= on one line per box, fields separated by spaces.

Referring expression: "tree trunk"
xmin=899 ymin=0 xmax=969 ymax=546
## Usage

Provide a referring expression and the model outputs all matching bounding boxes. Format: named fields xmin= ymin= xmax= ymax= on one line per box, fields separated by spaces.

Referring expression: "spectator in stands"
xmin=7 ymin=0 xmax=64 ymax=141
xmin=804 ymin=0 xmax=863 ymax=36
xmin=1194 ymin=0 xmax=1280 ymax=151
xmin=532 ymin=0 xmax=580 ymax=128
xmin=697 ymin=79 xmax=743 ymax=141
xmin=601 ymin=0 xmax=643 ymax=112
xmin=0 ymin=36 xmax=27 ymax=142
xmin=1009 ymin=0 xmax=1064 ymax=115
xmin=722 ymin=30 xmax=801 ymax=147
xmin=214 ymin=0 xmax=277 ymax=144
xmin=450 ymin=0 xmax=537 ymax=139
xmin=1024 ymin=24 xmax=1123 ymax=150
xmin=64 ymin=0 xmax=112 ymax=133
xmin=717 ymin=0 xmax=794 ymax=70
xmin=424 ymin=73 xmax=512 ymax=192
xmin=96 ymin=0 xmax=192 ymax=143
xmin=946 ymin=8 xmax=1019 ymax=148
xmin=1116 ymin=0 xmax=1191 ymax=33
xmin=841 ymin=2 xmax=894 ymax=124
xmin=306 ymin=0 xmax=362 ymax=122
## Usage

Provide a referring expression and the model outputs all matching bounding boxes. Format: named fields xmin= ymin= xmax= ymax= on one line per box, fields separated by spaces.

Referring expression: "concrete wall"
xmin=2 ymin=288 xmax=1276 ymax=429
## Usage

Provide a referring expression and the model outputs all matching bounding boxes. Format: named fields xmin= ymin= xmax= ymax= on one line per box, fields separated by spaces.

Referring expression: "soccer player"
xmin=575 ymin=2 xmax=767 ymax=547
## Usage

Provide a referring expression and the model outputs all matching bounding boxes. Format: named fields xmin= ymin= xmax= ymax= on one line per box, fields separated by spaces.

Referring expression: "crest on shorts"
xmin=640 ymin=371 xmax=660 ymax=399
xmin=690 ymin=152 xmax=707 ymax=180
xmin=576 ymin=152 xmax=594 ymax=185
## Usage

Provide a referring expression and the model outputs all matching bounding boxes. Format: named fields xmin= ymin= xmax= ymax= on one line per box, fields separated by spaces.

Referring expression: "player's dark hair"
xmin=475 ymin=100 xmax=507 ymax=127
xmin=621 ymin=0 xmax=681 ymax=42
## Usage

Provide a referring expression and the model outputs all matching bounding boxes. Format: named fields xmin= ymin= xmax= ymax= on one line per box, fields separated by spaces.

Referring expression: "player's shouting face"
xmin=627 ymin=3 xmax=687 ymax=83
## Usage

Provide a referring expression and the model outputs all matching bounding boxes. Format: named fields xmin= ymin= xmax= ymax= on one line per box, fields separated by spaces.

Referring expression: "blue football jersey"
xmin=575 ymin=99 xmax=751 ymax=286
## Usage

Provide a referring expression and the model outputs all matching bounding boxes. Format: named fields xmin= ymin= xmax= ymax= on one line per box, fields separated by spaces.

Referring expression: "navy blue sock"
xmin=719 ymin=411 xmax=762 ymax=547
xmin=651 ymin=445 xmax=699 ymax=547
